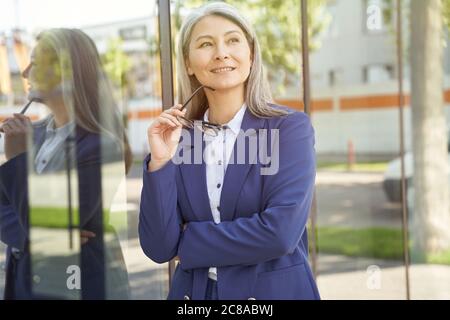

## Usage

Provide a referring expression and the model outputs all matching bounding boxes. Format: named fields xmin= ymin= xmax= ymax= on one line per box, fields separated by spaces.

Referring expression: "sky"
xmin=0 ymin=0 xmax=157 ymax=33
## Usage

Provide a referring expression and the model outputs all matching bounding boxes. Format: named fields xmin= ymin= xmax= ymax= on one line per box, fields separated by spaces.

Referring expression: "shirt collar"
xmin=46 ymin=116 xmax=75 ymax=136
xmin=203 ymin=103 xmax=247 ymax=135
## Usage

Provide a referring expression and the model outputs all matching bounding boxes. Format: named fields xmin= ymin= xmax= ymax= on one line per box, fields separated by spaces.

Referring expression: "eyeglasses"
xmin=177 ymin=85 xmax=224 ymax=137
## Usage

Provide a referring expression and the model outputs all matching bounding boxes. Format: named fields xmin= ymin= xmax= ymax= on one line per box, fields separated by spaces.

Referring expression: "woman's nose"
xmin=22 ymin=63 xmax=30 ymax=79
xmin=214 ymin=43 xmax=230 ymax=61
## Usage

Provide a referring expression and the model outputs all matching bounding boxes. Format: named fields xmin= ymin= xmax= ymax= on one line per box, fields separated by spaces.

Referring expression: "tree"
xmin=410 ymin=0 xmax=450 ymax=258
xmin=101 ymin=38 xmax=131 ymax=92
xmin=444 ymin=0 xmax=450 ymax=30
xmin=100 ymin=38 xmax=132 ymax=127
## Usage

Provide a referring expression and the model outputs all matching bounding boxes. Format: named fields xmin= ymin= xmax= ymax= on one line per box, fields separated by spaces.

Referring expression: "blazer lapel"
xmin=179 ymin=128 xmax=213 ymax=221
xmin=180 ymin=109 xmax=265 ymax=223
xmin=220 ymin=109 xmax=265 ymax=222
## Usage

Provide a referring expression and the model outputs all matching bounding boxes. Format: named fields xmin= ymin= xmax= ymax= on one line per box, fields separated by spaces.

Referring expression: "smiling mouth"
xmin=210 ymin=67 xmax=236 ymax=73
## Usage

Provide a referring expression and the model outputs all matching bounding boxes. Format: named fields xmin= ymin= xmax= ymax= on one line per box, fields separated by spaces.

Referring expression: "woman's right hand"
xmin=0 ymin=114 xmax=32 ymax=161
xmin=147 ymin=104 xmax=186 ymax=172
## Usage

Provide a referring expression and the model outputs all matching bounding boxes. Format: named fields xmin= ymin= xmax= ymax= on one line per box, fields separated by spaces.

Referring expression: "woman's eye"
xmin=199 ymin=42 xmax=212 ymax=48
xmin=229 ymin=38 xmax=240 ymax=43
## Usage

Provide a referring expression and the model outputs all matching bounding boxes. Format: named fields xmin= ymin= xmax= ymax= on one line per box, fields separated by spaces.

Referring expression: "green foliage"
xmin=100 ymin=38 xmax=131 ymax=88
xmin=377 ymin=0 xmax=449 ymax=32
xmin=444 ymin=0 xmax=450 ymax=31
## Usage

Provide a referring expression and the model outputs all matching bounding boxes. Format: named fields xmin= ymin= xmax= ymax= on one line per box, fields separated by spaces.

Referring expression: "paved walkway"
xmin=316 ymin=171 xmax=403 ymax=228
xmin=317 ymin=254 xmax=450 ymax=300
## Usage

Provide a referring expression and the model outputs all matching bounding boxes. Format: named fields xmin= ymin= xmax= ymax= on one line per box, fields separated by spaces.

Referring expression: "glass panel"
xmin=310 ymin=0 xmax=407 ymax=299
xmin=0 ymin=0 xmax=168 ymax=299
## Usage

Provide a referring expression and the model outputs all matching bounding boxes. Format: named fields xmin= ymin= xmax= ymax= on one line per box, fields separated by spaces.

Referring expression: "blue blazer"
xmin=139 ymin=105 xmax=320 ymax=300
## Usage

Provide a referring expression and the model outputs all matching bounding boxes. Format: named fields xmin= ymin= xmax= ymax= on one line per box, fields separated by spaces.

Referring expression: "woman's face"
xmin=22 ymin=42 xmax=62 ymax=101
xmin=186 ymin=15 xmax=252 ymax=92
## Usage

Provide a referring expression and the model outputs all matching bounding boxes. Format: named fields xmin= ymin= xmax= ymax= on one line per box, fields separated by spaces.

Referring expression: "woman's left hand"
xmin=0 ymin=113 xmax=32 ymax=160
xmin=80 ymin=230 xmax=96 ymax=245
xmin=174 ymin=224 xmax=188 ymax=262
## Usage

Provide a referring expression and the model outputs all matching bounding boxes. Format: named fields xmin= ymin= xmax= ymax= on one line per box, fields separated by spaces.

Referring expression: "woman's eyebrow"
xmin=194 ymin=30 xmax=243 ymax=42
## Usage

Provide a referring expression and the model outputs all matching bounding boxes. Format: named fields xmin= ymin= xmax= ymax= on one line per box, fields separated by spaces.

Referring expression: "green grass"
xmin=30 ymin=207 xmax=127 ymax=232
xmin=316 ymin=162 xmax=388 ymax=172
xmin=427 ymin=250 xmax=450 ymax=265
xmin=313 ymin=226 xmax=450 ymax=265
xmin=316 ymin=227 xmax=404 ymax=260
xmin=31 ymin=207 xmax=79 ymax=229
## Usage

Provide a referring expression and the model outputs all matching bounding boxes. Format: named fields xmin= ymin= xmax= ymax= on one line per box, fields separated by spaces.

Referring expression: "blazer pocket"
xmin=252 ymin=263 xmax=317 ymax=300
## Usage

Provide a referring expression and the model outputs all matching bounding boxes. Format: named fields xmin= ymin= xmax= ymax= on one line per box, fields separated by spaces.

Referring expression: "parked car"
xmin=383 ymin=132 xmax=450 ymax=203
xmin=383 ymin=152 xmax=413 ymax=203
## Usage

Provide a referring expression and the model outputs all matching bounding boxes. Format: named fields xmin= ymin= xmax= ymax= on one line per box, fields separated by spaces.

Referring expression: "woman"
xmin=139 ymin=2 xmax=319 ymax=300
xmin=0 ymin=28 xmax=132 ymax=299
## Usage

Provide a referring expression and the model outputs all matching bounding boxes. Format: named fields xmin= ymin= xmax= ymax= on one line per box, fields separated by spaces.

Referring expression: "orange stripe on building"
xmin=111 ymin=90 xmax=450 ymax=121
xmin=445 ymin=89 xmax=450 ymax=103
xmin=275 ymin=98 xmax=333 ymax=112
xmin=127 ymin=108 xmax=162 ymax=120
xmin=312 ymin=99 xmax=334 ymax=111
xmin=340 ymin=94 xmax=412 ymax=111
xmin=0 ymin=43 xmax=12 ymax=95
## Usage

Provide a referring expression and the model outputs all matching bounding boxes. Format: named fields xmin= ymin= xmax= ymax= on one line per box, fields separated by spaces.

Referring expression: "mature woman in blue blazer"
xmin=139 ymin=2 xmax=320 ymax=300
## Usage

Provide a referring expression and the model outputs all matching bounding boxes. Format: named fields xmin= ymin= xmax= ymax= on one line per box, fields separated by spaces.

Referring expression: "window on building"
xmin=329 ymin=69 xmax=343 ymax=86
xmin=363 ymin=64 xmax=394 ymax=83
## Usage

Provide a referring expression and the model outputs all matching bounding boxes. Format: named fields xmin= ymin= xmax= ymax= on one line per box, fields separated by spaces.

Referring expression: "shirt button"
xmin=216 ymin=183 xmax=221 ymax=189
xmin=42 ymin=160 xmax=47 ymax=164
xmin=218 ymin=160 xmax=222 ymax=165
xmin=33 ymin=275 xmax=41 ymax=284
xmin=217 ymin=206 xmax=220 ymax=211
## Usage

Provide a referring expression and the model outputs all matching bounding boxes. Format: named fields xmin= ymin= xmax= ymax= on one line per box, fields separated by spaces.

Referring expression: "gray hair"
xmin=176 ymin=2 xmax=288 ymax=120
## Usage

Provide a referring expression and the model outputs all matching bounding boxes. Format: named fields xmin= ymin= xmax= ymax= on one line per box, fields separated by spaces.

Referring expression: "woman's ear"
xmin=185 ymin=60 xmax=194 ymax=76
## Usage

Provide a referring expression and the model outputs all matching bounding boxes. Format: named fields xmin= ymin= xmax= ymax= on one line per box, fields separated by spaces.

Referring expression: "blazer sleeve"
xmin=0 ymin=153 xmax=29 ymax=233
xmin=0 ymin=204 xmax=27 ymax=250
xmin=138 ymin=155 xmax=183 ymax=263
xmin=177 ymin=112 xmax=316 ymax=269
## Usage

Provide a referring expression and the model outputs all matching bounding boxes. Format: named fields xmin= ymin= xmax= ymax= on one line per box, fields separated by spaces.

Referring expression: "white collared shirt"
xmin=203 ymin=103 xmax=247 ymax=280
xmin=34 ymin=117 xmax=75 ymax=174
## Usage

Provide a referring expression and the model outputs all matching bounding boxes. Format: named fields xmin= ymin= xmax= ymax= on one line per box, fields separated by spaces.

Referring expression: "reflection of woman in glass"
xmin=0 ymin=28 xmax=132 ymax=299
xmin=140 ymin=3 xmax=319 ymax=300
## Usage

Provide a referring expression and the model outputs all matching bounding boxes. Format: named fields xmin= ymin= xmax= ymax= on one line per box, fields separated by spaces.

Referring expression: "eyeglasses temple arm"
xmin=180 ymin=85 xmax=205 ymax=111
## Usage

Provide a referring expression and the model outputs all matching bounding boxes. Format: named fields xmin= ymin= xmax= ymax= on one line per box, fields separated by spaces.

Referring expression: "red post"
xmin=348 ymin=139 xmax=355 ymax=171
